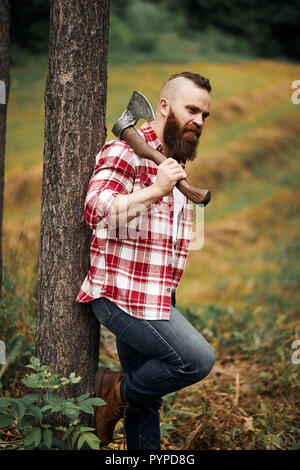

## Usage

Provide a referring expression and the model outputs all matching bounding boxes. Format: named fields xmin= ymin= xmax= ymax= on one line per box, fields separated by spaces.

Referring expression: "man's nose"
xmin=193 ymin=115 xmax=203 ymax=127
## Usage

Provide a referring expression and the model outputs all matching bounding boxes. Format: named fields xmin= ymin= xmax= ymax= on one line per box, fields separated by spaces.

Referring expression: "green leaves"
xmin=0 ymin=412 xmax=14 ymax=428
xmin=160 ymin=422 xmax=176 ymax=438
xmin=43 ymin=429 xmax=52 ymax=449
xmin=77 ymin=397 xmax=106 ymax=415
xmin=24 ymin=427 xmax=42 ymax=448
xmin=25 ymin=356 xmax=41 ymax=371
xmin=22 ymin=358 xmax=82 ymax=390
xmin=0 ymin=396 xmax=15 ymax=409
xmin=10 ymin=400 xmax=26 ymax=421
xmin=20 ymin=393 xmax=40 ymax=404
xmin=77 ymin=393 xmax=90 ymax=402
xmin=26 ymin=404 xmax=43 ymax=424
xmin=2 ymin=355 xmax=105 ymax=450
xmin=69 ymin=426 xmax=101 ymax=450
xmin=77 ymin=431 xmax=100 ymax=450
xmin=69 ymin=372 xmax=81 ymax=384
xmin=60 ymin=402 xmax=80 ymax=421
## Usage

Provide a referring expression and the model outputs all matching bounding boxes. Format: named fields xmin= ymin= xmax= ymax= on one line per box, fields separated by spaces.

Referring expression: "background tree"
xmin=0 ymin=0 xmax=10 ymax=297
xmin=35 ymin=0 xmax=110 ymax=409
xmin=9 ymin=0 xmax=300 ymax=62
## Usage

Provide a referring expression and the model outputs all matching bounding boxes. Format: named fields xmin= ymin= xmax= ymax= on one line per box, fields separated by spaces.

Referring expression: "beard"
xmin=163 ymin=109 xmax=201 ymax=162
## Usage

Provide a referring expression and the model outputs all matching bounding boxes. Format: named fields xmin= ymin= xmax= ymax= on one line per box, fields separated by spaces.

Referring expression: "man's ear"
xmin=159 ymin=97 xmax=169 ymax=118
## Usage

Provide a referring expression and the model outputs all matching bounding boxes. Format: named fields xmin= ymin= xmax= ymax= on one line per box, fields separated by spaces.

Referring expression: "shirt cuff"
xmin=96 ymin=188 xmax=120 ymax=227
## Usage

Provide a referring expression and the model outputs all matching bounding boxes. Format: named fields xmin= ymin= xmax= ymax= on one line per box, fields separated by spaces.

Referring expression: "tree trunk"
xmin=36 ymin=0 xmax=110 ymax=406
xmin=0 ymin=0 xmax=10 ymax=298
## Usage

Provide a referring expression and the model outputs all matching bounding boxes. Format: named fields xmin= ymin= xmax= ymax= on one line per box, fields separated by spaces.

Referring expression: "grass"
xmin=2 ymin=55 xmax=300 ymax=450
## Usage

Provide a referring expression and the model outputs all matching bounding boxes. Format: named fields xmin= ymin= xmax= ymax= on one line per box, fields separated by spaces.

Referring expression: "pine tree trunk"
xmin=0 ymin=0 xmax=10 ymax=297
xmin=36 ymin=0 xmax=110 ymax=405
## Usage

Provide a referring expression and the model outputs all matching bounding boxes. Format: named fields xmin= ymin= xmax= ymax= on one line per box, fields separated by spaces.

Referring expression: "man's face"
xmin=163 ymin=86 xmax=211 ymax=162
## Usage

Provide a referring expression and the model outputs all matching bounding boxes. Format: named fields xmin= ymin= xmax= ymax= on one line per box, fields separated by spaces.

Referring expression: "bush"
xmin=0 ymin=356 xmax=105 ymax=450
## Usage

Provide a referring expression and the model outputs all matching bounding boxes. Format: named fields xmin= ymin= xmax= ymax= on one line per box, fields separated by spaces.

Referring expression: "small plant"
xmin=0 ymin=356 xmax=105 ymax=450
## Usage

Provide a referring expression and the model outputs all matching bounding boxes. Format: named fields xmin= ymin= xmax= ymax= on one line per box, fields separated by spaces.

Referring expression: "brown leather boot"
xmin=94 ymin=367 xmax=128 ymax=444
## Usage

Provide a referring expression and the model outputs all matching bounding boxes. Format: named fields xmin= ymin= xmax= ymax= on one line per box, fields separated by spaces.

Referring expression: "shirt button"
xmin=167 ymin=288 xmax=171 ymax=292
xmin=168 ymin=263 xmax=172 ymax=268
xmin=170 ymin=213 xmax=173 ymax=219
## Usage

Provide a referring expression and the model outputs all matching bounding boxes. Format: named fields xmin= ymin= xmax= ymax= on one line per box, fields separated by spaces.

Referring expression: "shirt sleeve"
xmin=84 ymin=140 xmax=136 ymax=230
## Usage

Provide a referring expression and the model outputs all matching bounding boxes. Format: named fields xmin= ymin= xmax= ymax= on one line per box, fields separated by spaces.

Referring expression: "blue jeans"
xmin=91 ymin=295 xmax=215 ymax=450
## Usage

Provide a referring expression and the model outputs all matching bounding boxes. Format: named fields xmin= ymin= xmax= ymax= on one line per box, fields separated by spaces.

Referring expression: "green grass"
xmin=205 ymin=134 xmax=300 ymax=222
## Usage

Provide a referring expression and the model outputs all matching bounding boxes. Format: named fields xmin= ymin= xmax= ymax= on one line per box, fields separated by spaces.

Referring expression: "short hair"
xmin=165 ymin=71 xmax=211 ymax=93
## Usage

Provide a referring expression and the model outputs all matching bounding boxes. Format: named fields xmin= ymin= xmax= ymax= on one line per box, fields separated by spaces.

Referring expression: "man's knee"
xmin=187 ymin=344 xmax=215 ymax=382
xmin=200 ymin=345 xmax=215 ymax=378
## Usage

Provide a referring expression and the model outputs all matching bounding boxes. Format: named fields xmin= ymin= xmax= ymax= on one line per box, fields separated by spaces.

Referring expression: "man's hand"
xmin=153 ymin=158 xmax=187 ymax=198
xmin=110 ymin=158 xmax=187 ymax=228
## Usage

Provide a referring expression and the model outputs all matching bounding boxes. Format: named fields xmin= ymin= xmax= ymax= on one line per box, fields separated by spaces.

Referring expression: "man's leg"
xmin=116 ymin=339 xmax=162 ymax=450
xmin=91 ymin=297 xmax=215 ymax=446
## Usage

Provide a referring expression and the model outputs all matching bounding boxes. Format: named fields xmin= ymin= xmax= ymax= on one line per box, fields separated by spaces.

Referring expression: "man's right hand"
xmin=111 ymin=158 xmax=187 ymax=228
xmin=153 ymin=158 xmax=187 ymax=197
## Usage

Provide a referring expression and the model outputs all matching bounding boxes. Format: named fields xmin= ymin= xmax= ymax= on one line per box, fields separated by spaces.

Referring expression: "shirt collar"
xmin=138 ymin=122 xmax=163 ymax=152
xmin=138 ymin=121 xmax=186 ymax=168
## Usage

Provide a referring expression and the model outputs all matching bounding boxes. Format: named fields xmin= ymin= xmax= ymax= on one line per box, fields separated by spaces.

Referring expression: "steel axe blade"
xmin=112 ymin=90 xmax=155 ymax=138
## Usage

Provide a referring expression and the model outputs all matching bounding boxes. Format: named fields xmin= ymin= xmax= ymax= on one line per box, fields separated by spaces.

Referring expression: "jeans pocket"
xmin=91 ymin=298 xmax=112 ymax=328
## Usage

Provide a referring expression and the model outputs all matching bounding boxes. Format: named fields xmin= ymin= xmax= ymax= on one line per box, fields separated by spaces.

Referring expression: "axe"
xmin=112 ymin=90 xmax=211 ymax=206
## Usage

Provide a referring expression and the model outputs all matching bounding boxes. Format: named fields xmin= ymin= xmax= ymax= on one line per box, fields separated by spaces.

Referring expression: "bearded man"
xmin=76 ymin=72 xmax=215 ymax=450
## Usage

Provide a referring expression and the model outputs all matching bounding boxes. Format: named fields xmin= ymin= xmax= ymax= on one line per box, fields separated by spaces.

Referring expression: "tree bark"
xmin=0 ymin=0 xmax=10 ymax=298
xmin=36 ymin=0 xmax=110 ymax=405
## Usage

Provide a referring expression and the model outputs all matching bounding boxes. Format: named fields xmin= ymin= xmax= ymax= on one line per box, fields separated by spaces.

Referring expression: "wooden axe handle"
xmin=121 ymin=126 xmax=211 ymax=206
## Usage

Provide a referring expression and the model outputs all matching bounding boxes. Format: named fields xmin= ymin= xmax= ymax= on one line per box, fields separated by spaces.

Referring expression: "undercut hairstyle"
xmin=165 ymin=71 xmax=211 ymax=93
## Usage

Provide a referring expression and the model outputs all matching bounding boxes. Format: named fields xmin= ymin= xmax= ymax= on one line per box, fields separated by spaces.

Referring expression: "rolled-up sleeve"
xmin=84 ymin=141 xmax=135 ymax=230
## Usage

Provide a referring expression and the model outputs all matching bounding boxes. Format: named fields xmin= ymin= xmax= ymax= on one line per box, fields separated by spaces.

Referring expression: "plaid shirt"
xmin=75 ymin=122 xmax=193 ymax=320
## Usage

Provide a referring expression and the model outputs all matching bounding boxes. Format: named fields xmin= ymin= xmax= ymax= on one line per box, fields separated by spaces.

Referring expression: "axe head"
xmin=112 ymin=90 xmax=155 ymax=138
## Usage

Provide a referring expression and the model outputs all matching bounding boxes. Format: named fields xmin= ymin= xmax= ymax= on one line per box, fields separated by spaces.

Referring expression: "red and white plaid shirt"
xmin=75 ymin=122 xmax=193 ymax=320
